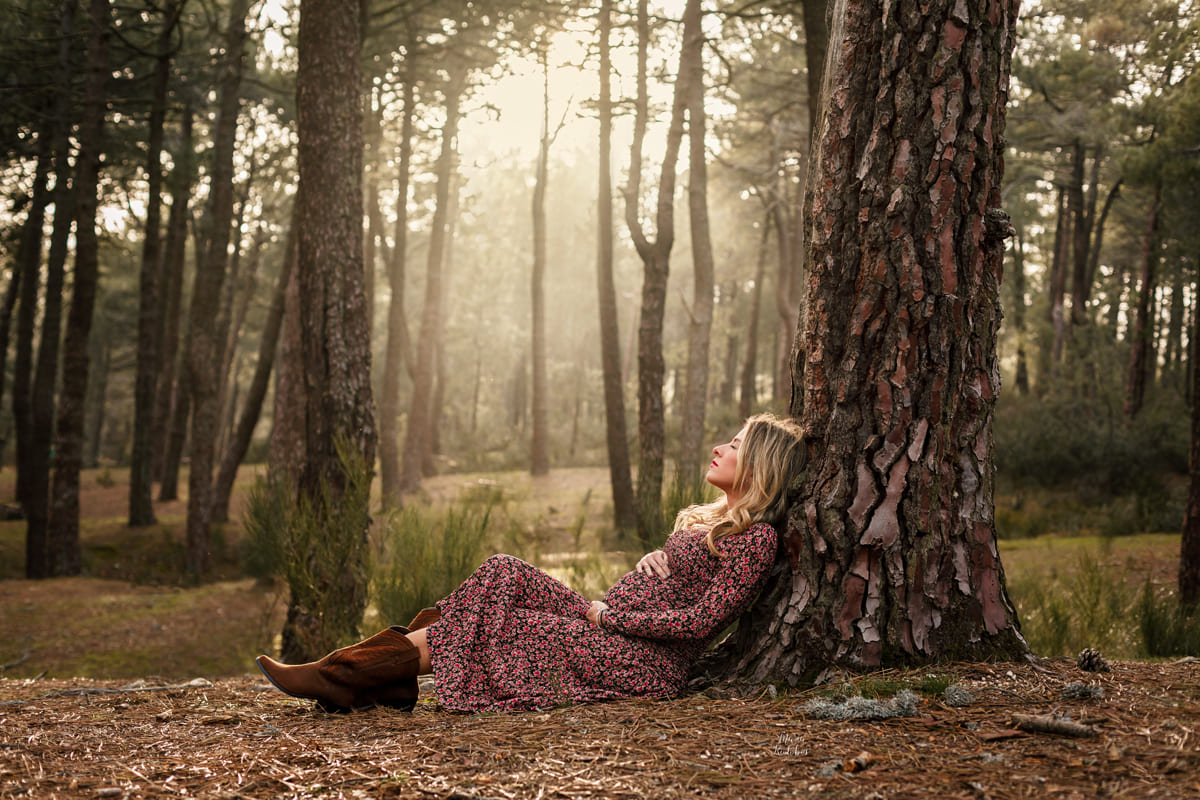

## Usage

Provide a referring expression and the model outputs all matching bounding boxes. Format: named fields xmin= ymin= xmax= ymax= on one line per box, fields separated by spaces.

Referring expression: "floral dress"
xmin=424 ymin=523 xmax=778 ymax=712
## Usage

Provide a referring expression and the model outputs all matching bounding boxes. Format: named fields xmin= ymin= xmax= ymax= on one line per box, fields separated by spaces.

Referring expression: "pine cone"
xmin=1076 ymin=648 xmax=1111 ymax=673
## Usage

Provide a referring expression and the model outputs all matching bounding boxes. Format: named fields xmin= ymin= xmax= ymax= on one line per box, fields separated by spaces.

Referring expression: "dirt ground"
xmin=2 ymin=657 xmax=1198 ymax=799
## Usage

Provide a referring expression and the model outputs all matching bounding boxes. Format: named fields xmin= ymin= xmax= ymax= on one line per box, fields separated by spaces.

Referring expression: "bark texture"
xmin=1182 ymin=263 xmax=1200 ymax=608
xmin=281 ymin=0 xmax=376 ymax=661
xmin=698 ymin=0 xmax=1029 ymax=687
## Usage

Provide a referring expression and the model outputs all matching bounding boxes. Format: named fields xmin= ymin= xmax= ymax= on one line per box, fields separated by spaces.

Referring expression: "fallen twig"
xmin=1011 ymin=713 xmax=1097 ymax=738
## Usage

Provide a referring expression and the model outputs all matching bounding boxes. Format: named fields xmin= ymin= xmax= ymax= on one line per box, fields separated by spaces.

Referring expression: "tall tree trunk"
xmin=210 ymin=215 xmax=295 ymax=523
xmin=130 ymin=0 xmax=183 ymax=527
xmin=281 ymin=0 xmax=375 ymax=662
xmin=152 ymin=100 xmax=194 ymax=484
xmin=425 ymin=161 xmax=459 ymax=476
xmin=530 ymin=48 xmax=552 ymax=477
xmin=1181 ymin=247 xmax=1200 ymax=608
xmin=184 ymin=0 xmax=250 ymax=575
xmin=46 ymin=0 xmax=112 ymax=576
xmin=595 ymin=0 xmax=637 ymax=532
xmin=1067 ymin=140 xmax=1093 ymax=328
xmin=678 ymin=0 xmax=714 ymax=477
xmin=399 ymin=68 xmax=465 ymax=492
xmin=378 ymin=25 xmax=417 ymax=507
xmin=12 ymin=139 xmax=51 ymax=518
xmin=1165 ymin=267 xmax=1186 ymax=385
xmin=739 ymin=217 xmax=770 ymax=418
xmin=1012 ymin=222 xmax=1029 ymax=395
xmin=696 ymin=0 xmax=1027 ymax=687
xmin=269 ymin=209 xmax=306 ymax=479
xmin=25 ymin=0 xmax=79 ymax=579
xmin=624 ymin=0 xmax=686 ymax=544
xmin=1124 ymin=184 xmax=1162 ymax=420
xmin=1048 ymin=187 xmax=1070 ymax=365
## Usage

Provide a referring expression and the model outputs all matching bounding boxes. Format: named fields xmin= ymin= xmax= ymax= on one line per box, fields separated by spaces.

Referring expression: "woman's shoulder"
xmin=720 ymin=521 xmax=779 ymax=555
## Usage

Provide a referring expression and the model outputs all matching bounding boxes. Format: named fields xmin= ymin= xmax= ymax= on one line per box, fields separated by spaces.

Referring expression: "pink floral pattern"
xmin=425 ymin=523 xmax=778 ymax=712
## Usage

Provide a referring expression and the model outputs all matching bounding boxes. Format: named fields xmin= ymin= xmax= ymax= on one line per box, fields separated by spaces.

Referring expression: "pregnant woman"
xmin=257 ymin=412 xmax=805 ymax=713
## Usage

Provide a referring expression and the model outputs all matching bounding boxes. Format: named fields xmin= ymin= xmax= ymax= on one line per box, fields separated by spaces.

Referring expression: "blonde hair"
xmin=673 ymin=413 xmax=807 ymax=556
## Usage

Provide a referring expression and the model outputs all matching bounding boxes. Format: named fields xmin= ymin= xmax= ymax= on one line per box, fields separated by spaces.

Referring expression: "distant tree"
xmin=696 ymin=0 xmax=1028 ymax=686
xmin=183 ymin=0 xmax=251 ymax=575
xmin=130 ymin=0 xmax=185 ymax=528
xmin=530 ymin=44 xmax=553 ymax=477
xmin=624 ymin=0 xmax=687 ymax=543
xmin=677 ymin=0 xmax=714 ymax=476
xmin=595 ymin=0 xmax=637 ymax=532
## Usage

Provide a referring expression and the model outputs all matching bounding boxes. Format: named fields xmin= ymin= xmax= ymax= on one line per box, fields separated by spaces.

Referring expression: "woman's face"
xmin=706 ymin=425 xmax=747 ymax=501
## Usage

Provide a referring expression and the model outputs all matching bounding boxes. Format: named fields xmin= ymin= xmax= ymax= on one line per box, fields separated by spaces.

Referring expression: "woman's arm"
xmin=601 ymin=524 xmax=778 ymax=641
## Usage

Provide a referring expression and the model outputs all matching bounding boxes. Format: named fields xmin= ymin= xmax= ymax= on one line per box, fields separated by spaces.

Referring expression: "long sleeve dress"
xmin=424 ymin=522 xmax=778 ymax=712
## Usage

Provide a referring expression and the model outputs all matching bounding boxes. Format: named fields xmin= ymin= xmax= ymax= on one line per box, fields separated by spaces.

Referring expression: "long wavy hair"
xmin=673 ymin=413 xmax=807 ymax=556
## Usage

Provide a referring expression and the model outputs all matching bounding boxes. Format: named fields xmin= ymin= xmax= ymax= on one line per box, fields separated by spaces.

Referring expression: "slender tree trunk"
xmin=595 ymin=0 xmax=637 ymax=532
xmin=0 ymin=265 xmax=20 ymax=460
xmin=210 ymin=216 xmax=295 ymax=523
xmin=269 ymin=208 xmax=306 ymax=479
xmin=678 ymin=0 xmax=714 ymax=477
xmin=739 ymin=217 xmax=770 ymax=418
xmin=184 ymin=0 xmax=250 ymax=575
xmin=47 ymin=0 xmax=113 ymax=576
xmin=152 ymin=100 xmax=194 ymax=483
xmin=25 ymin=0 xmax=79 ymax=578
xmin=624 ymin=0 xmax=686 ymax=543
xmin=378 ymin=27 xmax=417 ymax=507
xmin=530 ymin=49 xmax=552 ymax=477
xmin=12 ymin=140 xmax=51 ymax=518
xmin=282 ymin=0 xmax=375 ymax=661
xmin=1182 ymin=246 xmax=1200 ymax=608
xmin=696 ymin=0 xmax=1027 ymax=687
xmin=130 ymin=0 xmax=182 ymax=527
xmin=1012 ymin=222 xmax=1029 ymax=395
xmin=1049 ymin=187 xmax=1070 ymax=365
xmin=425 ymin=162 xmax=459 ymax=475
xmin=1125 ymin=184 xmax=1162 ymax=420
xmin=1067 ymin=140 xmax=1092 ymax=327
xmin=399 ymin=68 xmax=465 ymax=492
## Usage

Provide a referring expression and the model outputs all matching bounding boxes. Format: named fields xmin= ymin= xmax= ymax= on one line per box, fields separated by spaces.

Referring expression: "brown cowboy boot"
xmin=407 ymin=607 xmax=441 ymax=631
xmin=256 ymin=626 xmax=420 ymax=712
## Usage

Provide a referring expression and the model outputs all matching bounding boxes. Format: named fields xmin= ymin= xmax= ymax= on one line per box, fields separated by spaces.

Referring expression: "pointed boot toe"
xmin=256 ymin=654 xmax=355 ymax=711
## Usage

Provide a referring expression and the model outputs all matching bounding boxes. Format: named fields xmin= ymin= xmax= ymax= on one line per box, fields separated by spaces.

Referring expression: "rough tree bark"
xmin=281 ymin=0 xmax=376 ymax=661
xmin=695 ymin=0 xmax=1029 ymax=687
xmin=678 ymin=0 xmax=715 ymax=476
xmin=46 ymin=0 xmax=113 ymax=576
xmin=624 ymin=0 xmax=686 ymax=543
xmin=184 ymin=0 xmax=250 ymax=575
xmin=595 ymin=0 xmax=637 ymax=532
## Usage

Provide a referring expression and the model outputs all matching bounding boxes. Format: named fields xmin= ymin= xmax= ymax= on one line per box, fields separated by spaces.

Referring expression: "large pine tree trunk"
xmin=281 ymin=0 xmax=376 ymax=661
xmin=130 ymin=0 xmax=182 ymax=528
xmin=678 ymin=0 xmax=714 ymax=477
xmin=184 ymin=0 xmax=250 ymax=575
xmin=399 ymin=68 xmax=465 ymax=493
xmin=46 ymin=0 xmax=112 ymax=576
xmin=696 ymin=0 xmax=1028 ymax=688
xmin=595 ymin=0 xmax=637 ymax=532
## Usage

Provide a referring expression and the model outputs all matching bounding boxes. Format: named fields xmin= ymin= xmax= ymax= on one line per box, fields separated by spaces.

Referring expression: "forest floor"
xmin=1 ymin=466 xmax=1197 ymax=798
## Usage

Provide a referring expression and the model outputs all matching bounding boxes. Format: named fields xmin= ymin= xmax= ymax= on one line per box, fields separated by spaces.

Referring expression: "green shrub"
xmin=373 ymin=496 xmax=497 ymax=626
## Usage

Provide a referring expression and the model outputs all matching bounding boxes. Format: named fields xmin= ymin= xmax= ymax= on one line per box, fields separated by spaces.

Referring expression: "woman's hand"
xmin=636 ymin=549 xmax=670 ymax=579
xmin=587 ymin=600 xmax=610 ymax=628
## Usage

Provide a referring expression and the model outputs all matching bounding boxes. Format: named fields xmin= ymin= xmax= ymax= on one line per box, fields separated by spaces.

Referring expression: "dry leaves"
xmin=1 ymin=658 xmax=1198 ymax=799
